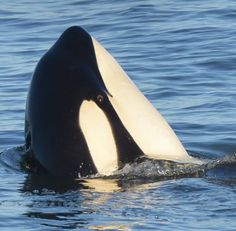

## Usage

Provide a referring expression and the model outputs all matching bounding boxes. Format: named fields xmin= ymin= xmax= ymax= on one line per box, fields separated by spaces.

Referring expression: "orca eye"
xmin=96 ymin=94 xmax=104 ymax=103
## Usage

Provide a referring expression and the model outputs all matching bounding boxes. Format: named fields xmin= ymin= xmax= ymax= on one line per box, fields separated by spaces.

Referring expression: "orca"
xmin=25 ymin=26 xmax=200 ymax=178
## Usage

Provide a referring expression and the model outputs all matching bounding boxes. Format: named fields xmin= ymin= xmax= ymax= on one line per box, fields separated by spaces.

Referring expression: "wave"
xmin=0 ymin=146 xmax=23 ymax=173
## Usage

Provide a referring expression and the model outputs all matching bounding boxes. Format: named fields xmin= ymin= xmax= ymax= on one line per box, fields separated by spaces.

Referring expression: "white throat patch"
xmin=92 ymin=37 xmax=200 ymax=164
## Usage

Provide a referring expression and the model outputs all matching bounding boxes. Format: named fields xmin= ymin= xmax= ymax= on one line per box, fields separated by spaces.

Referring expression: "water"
xmin=0 ymin=0 xmax=236 ymax=230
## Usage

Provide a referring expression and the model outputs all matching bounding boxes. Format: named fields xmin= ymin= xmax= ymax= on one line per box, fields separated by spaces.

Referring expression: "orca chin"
xmin=24 ymin=26 xmax=201 ymax=179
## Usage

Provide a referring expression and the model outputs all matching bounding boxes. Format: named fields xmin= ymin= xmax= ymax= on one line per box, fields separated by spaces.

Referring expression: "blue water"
xmin=0 ymin=0 xmax=236 ymax=230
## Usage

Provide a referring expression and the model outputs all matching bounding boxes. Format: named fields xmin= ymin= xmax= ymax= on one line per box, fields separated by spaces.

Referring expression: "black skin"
xmin=25 ymin=26 xmax=144 ymax=179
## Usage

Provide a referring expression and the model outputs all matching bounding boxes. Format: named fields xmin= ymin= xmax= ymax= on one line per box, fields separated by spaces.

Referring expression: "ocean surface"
xmin=0 ymin=0 xmax=236 ymax=230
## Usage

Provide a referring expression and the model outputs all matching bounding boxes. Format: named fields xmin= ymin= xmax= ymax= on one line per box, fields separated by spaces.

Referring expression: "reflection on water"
xmin=18 ymin=166 xmax=170 ymax=230
xmin=17 ymin=152 xmax=236 ymax=230
xmin=82 ymin=179 xmax=122 ymax=193
xmin=0 ymin=151 xmax=235 ymax=231
xmin=87 ymin=224 xmax=131 ymax=230
xmin=21 ymin=171 xmax=164 ymax=194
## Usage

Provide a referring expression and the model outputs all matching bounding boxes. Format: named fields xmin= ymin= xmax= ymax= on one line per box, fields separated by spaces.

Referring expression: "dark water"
xmin=0 ymin=0 xmax=236 ymax=230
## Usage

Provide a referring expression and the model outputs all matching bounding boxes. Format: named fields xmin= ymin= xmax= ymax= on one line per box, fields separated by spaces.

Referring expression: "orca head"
xmin=33 ymin=26 xmax=144 ymax=177
xmin=28 ymin=26 xmax=200 ymax=179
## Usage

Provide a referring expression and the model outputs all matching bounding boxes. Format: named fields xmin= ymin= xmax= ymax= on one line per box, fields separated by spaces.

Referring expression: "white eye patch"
xmin=79 ymin=100 xmax=118 ymax=175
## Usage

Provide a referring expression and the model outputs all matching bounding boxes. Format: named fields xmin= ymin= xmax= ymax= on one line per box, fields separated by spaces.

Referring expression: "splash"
xmin=0 ymin=147 xmax=236 ymax=181
xmin=100 ymin=153 xmax=236 ymax=180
